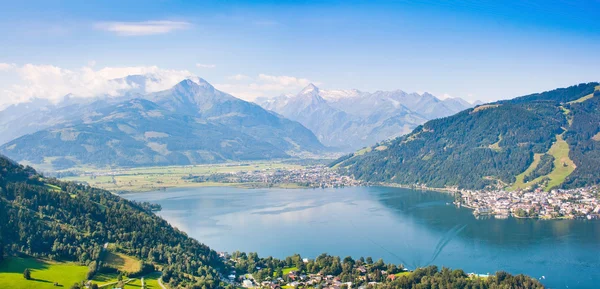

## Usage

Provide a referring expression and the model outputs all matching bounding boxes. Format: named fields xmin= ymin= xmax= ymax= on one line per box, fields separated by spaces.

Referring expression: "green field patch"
xmin=92 ymin=272 xmax=159 ymax=289
xmin=510 ymin=134 xmax=576 ymax=191
xmin=134 ymin=272 xmax=162 ymax=289
xmin=374 ymin=145 xmax=388 ymax=151
xmin=559 ymin=106 xmax=573 ymax=126
xmin=44 ymin=183 xmax=62 ymax=192
xmin=394 ymin=271 xmax=411 ymax=277
xmin=568 ymin=93 xmax=594 ymax=104
xmin=282 ymin=267 xmax=298 ymax=275
xmin=0 ymin=257 xmax=88 ymax=289
xmin=354 ymin=147 xmax=372 ymax=156
xmin=510 ymin=153 xmax=543 ymax=190
xmin=488 ymin=135 xmax=503 ymax=152
xmin=61 ymin=161 xmax=304 ymax=192
xmin=102 ymin=250 xmax=142 ymax=273
xmin=568 ymin=85 xmax=599 ymax=104
xmin=543 ymin=134 xmax=576 ymax=190
xmin=471 ymin=104 xmax=499 ymax=113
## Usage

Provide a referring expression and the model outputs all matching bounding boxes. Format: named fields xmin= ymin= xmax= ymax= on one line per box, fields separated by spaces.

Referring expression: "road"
xmin=157 ymin=273 xmax=167 ymax=289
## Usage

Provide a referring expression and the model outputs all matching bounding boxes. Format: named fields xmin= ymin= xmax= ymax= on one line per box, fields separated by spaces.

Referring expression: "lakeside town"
xmin=215 ymin=252 xmax=493 ymax=289
xmin=184 ymin=165 xmax=363 ymax=188
xmin=455 ymin=186 xmax=600 ymax=220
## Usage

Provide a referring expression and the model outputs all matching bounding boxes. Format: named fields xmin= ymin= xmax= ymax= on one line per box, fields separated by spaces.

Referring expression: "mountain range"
xmin=332 ymin=82 xmax=600 ymax=191
xmin=256 ymin=84 xmax=475 ymax=150
xmin=0 ymin=77 xmax=324 ymax=170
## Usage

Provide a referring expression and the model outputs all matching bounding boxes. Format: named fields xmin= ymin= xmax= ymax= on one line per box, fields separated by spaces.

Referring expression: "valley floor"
xmin=59 ymin=161 xmax=307 ymax=193
xmin=58 ymin=160 xmax=358 ymax=193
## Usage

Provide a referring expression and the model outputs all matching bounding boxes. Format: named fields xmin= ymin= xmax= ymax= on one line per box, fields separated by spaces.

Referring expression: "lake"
xmin=123 ymin=186 xmax=600 ymax=289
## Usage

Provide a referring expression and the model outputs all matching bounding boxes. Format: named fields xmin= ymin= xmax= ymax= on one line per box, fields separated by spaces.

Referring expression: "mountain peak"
xmin=175 ymin=77 xmax=213 ymax=89
xmin=300 ymin=83 xmax=319 ymax=94
xmin=187 ymin=76 xmax=212 ymax=88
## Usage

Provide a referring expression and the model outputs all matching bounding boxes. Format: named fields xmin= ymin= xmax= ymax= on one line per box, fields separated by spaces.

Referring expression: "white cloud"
xmin=440 ymin=93 xmax=453 ymax=100
xmin=0 ymin=64 xmax=193 ymax=106
xmin=196 ymin=63 xmax=216 ymax=69
xmin=214 ymin=73 xmax=316 ymax=101
xmin=258 ymin=74 xmax=311 ymax=87
xmin=227 ymin=74 xmax=251 ymax=81
xmin=94 ymin=20 xmax=191 ymax=36
xmin=0 ymin=63 xmax=16 ymax=71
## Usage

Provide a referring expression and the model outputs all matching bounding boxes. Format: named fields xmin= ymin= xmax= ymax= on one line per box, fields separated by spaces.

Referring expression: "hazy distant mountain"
xmin=256 ymin=84 xmax=474 ymax=150
xmin=0 ymin=74 xmax=160 ymax=145
xmin=332 ymin=82 xmax=600 ymax=191
xmin=0 ymin=77 xmax=324 ymax=169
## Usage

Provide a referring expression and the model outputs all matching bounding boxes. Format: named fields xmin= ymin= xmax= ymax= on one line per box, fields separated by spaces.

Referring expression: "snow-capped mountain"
xmin=255 ymin=84 xmax=475 ymax=150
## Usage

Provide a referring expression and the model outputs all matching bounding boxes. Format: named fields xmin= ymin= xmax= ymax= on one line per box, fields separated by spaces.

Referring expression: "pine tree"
xmin=23 ymin=268 xmax=31 ymax=280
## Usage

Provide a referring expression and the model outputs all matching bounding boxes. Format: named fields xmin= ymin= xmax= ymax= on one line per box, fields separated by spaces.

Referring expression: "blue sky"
xmin=0 ymin=0 xmax=599 ymax=105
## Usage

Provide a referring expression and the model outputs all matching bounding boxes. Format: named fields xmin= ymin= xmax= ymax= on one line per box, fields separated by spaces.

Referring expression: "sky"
xmin=0 ymin=0 xmax=599 ymax=107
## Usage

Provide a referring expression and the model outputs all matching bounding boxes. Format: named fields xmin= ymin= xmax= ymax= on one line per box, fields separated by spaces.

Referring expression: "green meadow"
xmin=0 ymin=257 xmax=88 ymax=289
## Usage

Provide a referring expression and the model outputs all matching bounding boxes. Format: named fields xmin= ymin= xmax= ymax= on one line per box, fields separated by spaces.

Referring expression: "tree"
xmin=366 ymin=257 xmax=373 ymax=265
xmin=23 ymin=268 xmax=32 ymax=280
xmin=91 ymin=284 xmax=99 ymax=289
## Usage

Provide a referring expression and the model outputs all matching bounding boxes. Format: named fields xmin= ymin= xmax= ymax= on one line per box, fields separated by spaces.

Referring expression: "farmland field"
xmin=0 ymin=257 xmax=87 ymax=289
xmin=61 ymin=161 xmax=304 ymax=192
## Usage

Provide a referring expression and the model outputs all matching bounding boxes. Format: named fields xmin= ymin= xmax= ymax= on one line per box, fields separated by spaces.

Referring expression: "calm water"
xmin=123 ymin=186 xmax=600 ymax=289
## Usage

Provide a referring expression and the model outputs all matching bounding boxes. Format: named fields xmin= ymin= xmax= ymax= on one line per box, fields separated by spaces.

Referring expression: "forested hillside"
xmin=0 ymin=155 xmax=223 ymax=288
xmin=333 ymin=83 xmax=600 ymax=190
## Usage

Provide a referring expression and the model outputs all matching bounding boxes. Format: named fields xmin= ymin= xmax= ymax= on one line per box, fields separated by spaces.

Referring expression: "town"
xmin=184 ymin=165 xmax=363 ymax=188
xmin=215 ymin=251 xmax=495 ymax=289
xmin=218 ymin=252 xmax=411 ymax=289
xmin=455 ymin=186 xmax=600 ymax=219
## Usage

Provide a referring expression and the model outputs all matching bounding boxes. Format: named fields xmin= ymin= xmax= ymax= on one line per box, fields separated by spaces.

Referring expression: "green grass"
xmin=509 ymin=134 xmax=576 ymax=191
xmin=282 ymin=267 xmax=298 ymax=275
xmin=44 ymin=183 xmax=62 ymax=192
xmin=134 ymin=272 xmax=162 ymax=289
xmin=560 ymin=106 xmax=573 ymax=126
xmin=394 ymin=271 xmax=411 ymax=277
xmin=568 ymin=85 xmax=599 ymax=104
xmin=488 ymin=135 xmax=503 ymax=152
xmin=543 ymin=134 xmax=576 ymax=190
xmin=0 ymin=257 xmax=88 ymax=289
xmin=60 ymin=161 xmax=304 ymax=192
xmin=92 ymin=272 xmax=161 ymax=289
xmin=354 ymin=147 xmax=372 ymax=156
xmin=102 ymin=250 xmax=141 ymax=273
xmin=510 ymin=153 xmax=543 ymax=191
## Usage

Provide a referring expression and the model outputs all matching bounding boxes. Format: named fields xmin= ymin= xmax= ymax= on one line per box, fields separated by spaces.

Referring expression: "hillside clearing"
xmin=355 ymin=147 xmax=372 ymax=156
xmin=0 ymin=257 xmax=87 ymax=289
xmin=488 ymin=135 xmax=503 ymax=152
xmin=510 ymin=153 xmax=543 ymax=190
xmin=544 ymin=134 xmax=576 ymax=190
xmin=103 ymin=250 xmax=142 ymax=273
xmin=568 ymin=85 xmax=599 ymax=104
xmin=510 ymin=134 xmax=576 ymax=191
xmin=471 ymin=104 xmax=499 ymax=113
